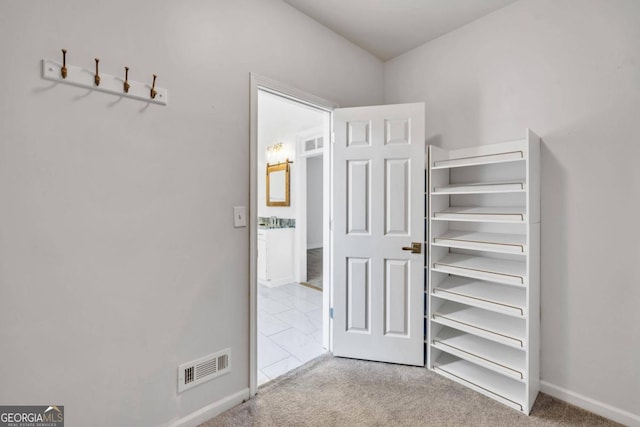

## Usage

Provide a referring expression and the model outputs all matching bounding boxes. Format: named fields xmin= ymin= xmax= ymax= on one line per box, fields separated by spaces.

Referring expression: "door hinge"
xmin=331 ymin=131 xmax=335 ymax=144
xmin=329 ymin=307 xmax=334 ymax=319
xmin=329 ymin=219 xmax=334 ymax=231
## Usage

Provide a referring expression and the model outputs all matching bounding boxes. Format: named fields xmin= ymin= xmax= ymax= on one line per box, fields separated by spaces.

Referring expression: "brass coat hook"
xmin=94 ymin=58 xmax=100 ymax=86
xmin=150 ymin=74 xmax=157 ymax=99
xmin=124 ymin=67 xmax=130 ymax=93
xmin=61 ymin=49 xmax=68 ymax=79
xmin=42 ymin=55 xmax=168 ymax=105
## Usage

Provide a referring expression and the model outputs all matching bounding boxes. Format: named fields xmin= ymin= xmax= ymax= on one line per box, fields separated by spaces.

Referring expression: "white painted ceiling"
xmin=283 ymin=0 xmax=519 ymax=61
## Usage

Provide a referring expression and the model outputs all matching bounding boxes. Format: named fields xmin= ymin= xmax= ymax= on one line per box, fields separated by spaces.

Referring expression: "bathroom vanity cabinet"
xmin=257 ymin=227 xmax=295 ymax=287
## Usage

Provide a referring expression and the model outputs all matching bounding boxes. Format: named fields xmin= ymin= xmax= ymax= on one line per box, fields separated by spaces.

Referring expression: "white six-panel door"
xmin=332 ymin=103 xmax=425 ymax=366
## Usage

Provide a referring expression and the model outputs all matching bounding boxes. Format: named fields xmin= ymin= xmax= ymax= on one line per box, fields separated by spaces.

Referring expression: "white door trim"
xmin=249 ymin=73 xmax=337 ymax=397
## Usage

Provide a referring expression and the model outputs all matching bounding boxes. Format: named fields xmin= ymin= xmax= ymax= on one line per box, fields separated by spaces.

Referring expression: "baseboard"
xmin=258 ymin=276 xmax=294 ymax=288
xmin=540 ymin=381 xmax=640 ymax=427
xmin=170 ymin=388 xmax=250 ymax=427
xmin=307 ymin=243 xmax=322 ymax=250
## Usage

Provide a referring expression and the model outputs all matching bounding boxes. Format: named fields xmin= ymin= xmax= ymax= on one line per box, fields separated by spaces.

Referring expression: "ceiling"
xmin=283 ymin=0 xmax=519 ymax=61
xmin=258 ymin=91 xmax=326 ymax=151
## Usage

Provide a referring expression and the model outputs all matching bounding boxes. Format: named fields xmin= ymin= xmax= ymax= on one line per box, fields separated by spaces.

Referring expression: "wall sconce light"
xmin=266 ymin=142 xmax=292 ymax=165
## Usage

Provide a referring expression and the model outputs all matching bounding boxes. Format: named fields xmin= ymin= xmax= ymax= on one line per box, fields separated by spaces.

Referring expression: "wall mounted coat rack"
xmin=41 ymin=49 xmax=168 ymax=106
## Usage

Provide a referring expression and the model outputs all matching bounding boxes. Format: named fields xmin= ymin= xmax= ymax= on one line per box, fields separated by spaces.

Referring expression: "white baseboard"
xmin=307 ymin=242 xmax=323 ymax=250
xmin=170 ymin=388 xmax=250 ymax=427
xmin=258 ymin=275 xmax=294 ymax=288
xmin=540 ymin=381 xmax=640 ymax=427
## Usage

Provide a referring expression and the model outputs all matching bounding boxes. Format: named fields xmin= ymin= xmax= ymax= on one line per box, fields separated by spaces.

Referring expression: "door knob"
xmin=402 ymin=242 xmax=421 ymax=254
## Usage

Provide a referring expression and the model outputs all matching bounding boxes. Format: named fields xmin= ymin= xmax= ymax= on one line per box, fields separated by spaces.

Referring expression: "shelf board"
xmin=431 ymin=328 xmax=526 ymax=381
xmin=432 ymin=206 xmax=526 ymax=223
xmin=431 ymin=301 xmax=526 ymax=349
xmin=432 ymin=180 xmax=526 ymax=195
xmin=433 ymin=354 xmax=525 ymax=412
xmin=432 ymin=150 xmax=525 ymax=170
xmin=431 ymin=254 xmax=526 ymax=286
xmin=431 ymin=276 xmax=526 ymax=317
xmin=433 ymin=230 xmax=527 ymax=255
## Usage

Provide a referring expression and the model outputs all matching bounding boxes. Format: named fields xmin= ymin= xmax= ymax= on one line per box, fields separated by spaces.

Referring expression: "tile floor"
xmin=258 ymin=282 xmax=325 ymax=386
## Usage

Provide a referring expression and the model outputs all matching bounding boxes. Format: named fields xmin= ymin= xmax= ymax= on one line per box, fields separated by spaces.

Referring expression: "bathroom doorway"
xmin=304 ymin=155 xmax=323 ymax=291
xmin=251 ymin=81 xmax=332 ymax=389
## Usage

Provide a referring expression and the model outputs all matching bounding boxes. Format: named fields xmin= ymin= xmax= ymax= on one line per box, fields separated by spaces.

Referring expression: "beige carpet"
xmin=201 ymin=354 xmax=619 ymax=427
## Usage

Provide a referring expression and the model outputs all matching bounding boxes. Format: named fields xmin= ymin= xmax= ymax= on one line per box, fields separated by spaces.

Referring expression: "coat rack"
xmin=41 ymin=49 xmax=168 ymax=106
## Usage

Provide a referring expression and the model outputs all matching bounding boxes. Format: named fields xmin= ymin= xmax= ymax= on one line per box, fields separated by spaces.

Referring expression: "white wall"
xmin=257 ymin=91 xmax=324 ymax=219
xmin=306 ymin=156 xmax=323 ymax=249
xmin=0 ymin=1 xmax=383 ymax=426
xmin=385 ymin=0 xmax=640 ymax=421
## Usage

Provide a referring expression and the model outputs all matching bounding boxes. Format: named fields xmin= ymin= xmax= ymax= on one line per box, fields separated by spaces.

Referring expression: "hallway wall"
xmin=0 ymin=1 xmax=383 ymax=426
xmin=384 ymin=0 xmax=640 ymax=423
xmin=306 ymin=156 xmax=323 ymax=249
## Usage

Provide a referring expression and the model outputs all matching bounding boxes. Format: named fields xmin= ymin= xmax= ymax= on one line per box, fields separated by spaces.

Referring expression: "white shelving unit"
xmin=427 ymin=130 xmax=540 ymax=414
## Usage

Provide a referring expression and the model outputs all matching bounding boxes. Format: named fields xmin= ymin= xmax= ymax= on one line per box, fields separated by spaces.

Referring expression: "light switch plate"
xmin=233 ymin=206 xmax=247 ymax=228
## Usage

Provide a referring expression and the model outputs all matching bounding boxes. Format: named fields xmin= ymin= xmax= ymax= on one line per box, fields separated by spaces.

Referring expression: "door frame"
xmin=249 ymin=73 xmax=336 ymax=396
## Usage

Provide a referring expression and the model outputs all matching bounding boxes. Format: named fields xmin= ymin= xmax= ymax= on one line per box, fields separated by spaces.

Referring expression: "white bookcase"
xmin=427 ymin=130 xmax=540 ymax=414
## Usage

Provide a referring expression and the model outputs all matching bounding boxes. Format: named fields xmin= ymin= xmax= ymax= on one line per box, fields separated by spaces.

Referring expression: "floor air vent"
xmin=178 ymin=348 xmax=231 ymax=393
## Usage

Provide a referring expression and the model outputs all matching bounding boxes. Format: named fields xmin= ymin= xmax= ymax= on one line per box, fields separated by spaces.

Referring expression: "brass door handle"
xmin=402 ymin=242 xmax=421 ymax=254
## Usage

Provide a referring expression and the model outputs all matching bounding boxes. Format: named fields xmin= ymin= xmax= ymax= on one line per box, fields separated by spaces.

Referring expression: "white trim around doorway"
xmin=249 ymin=73 xmax=337 ymax=397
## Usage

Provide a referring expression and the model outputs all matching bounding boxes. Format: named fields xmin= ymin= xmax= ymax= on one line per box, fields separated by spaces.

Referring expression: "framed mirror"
xmin=266 ymin=162 xmax=290 ymax=206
